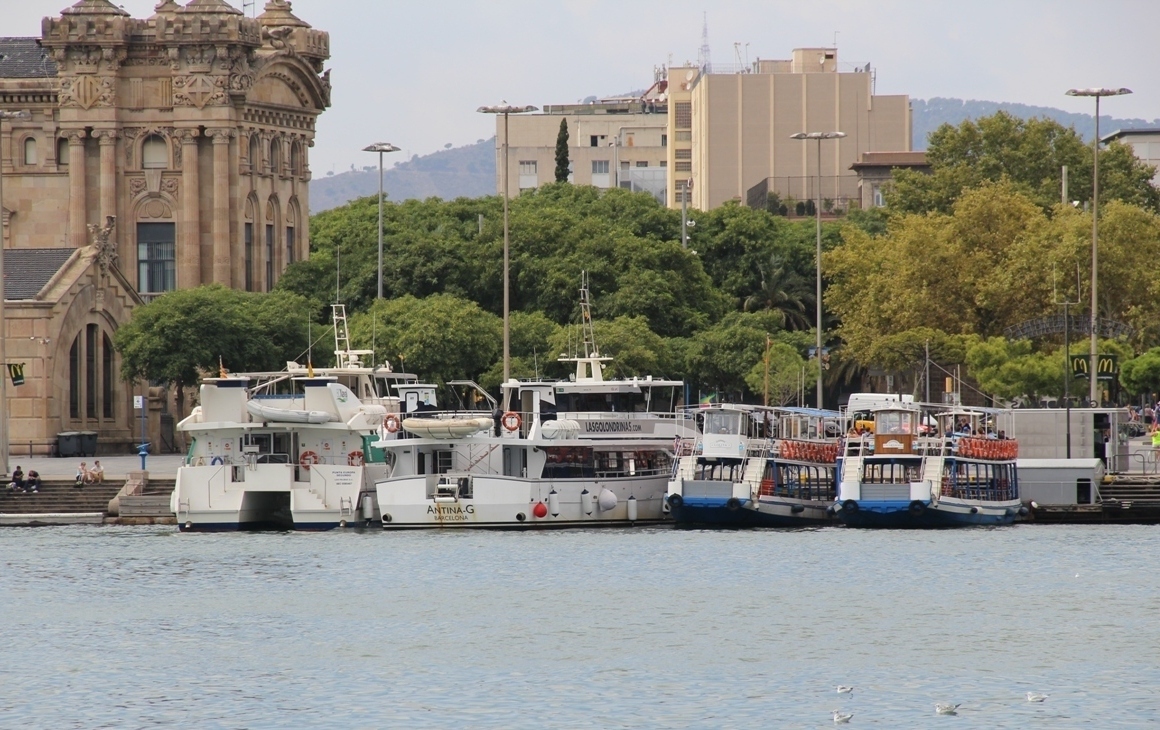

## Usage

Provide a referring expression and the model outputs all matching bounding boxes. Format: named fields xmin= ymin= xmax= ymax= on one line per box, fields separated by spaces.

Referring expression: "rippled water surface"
xmin=1 ymin=524 xmax=1158 ymax=728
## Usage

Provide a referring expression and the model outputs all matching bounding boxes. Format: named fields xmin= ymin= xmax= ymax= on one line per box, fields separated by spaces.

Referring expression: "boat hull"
xmin=833 ymin=497 xmax=1022 ymax=528
xmin=669 ymin=495 xmax=832 ymax=527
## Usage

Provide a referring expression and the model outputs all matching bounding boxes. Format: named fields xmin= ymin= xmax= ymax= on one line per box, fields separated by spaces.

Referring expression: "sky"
xmin=9 ymin=0 xmax=1160 ymax=176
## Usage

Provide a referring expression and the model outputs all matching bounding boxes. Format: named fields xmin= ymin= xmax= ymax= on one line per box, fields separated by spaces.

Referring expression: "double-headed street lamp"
xmin=477 ymin=103 xmax=538 ymax=384
xmin=0 ymin=109 xmax=31 ymax=479
xmin=1065 ymin=87 xmax=1131 ymax=408
xmin=791 ymin=130 xmax=845 ymax=411
xmin=362 ymin=142 xmax=401 ymax=300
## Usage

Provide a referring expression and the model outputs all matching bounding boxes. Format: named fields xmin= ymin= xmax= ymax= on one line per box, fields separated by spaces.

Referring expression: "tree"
xmin=554 ymin=118 xmax=570 ymax=183
xmin=744 ymin=341 xmax=807 ymax=406
xmin=742 ymin=254 xmax=814 ymax=331
xmin=1120 ymin=348 xmax=1160 ymax=398
xmin=965 ymin=337 xmax=1060 ymax=403
xmin=115 ymin=285 xmax=312 ymax=417
xmin=888 ymin=111 xmax=1160 ymax=214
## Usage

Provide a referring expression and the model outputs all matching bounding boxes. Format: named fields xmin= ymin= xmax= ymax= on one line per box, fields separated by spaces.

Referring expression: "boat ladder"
xmin=339 ymin=496 xmax=354 ymax=516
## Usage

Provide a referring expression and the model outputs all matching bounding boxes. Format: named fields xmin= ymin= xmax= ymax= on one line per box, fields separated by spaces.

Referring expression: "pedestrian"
xmin=75 ymin=461 xmax=88 ymax=488
xmin=24 ymin=470 xmax=39 ymax=494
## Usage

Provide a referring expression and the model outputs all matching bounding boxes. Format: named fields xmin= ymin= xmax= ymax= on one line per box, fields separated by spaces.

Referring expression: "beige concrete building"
xmin=849 ymin=151 xmax=929 ymax=209
xmin=494 ymin=84 xmax=670 ymax=203
xmin=1102 ymin=128 xmax=1160 ymax=187
xmin=670 ymin=48 xmax=912 ymax=210
xmin=0 ymin=0 xmax=330 ymax=454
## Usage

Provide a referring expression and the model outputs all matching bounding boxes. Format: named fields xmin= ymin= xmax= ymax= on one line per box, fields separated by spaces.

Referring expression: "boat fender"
xmin=598 ymin=488 xmax=618 ymax=512
xmin=348 ymin=450 xmax=364 ymax=466
xmin=668 ymin=493 xmax=684 ymax=509
xmin=384 ymin=414 xmax=401 ymax=434
xmin=908 ymin=500 xmax=926 ymax=516
xmin=299 ymin=450 xmax=320 ymax=468
xmin=726 ymin=497 xmax=741 ymax=511
xmin=502 ymin=411 xmax=522 ymax=432
xmin=581 ymin=488 xmax=595 ymax=515
xmin=515 ymin=512 xmax=526 ymax=522
xmin=791 ymin=504 xmax=805 ymax=514
xmin=970 ymin=506 xmax=979 ymax=514
xmin=826 ymin=504 xmax=837 ymax=516
xmin=361 ymin=493 xmax=375 ymax=521
xmin=842 ymin=499 xmax=859 ymax=513
xmin=210 ymin=456 xmax=224 ymax=466
xmin=532 ymin=502 xmax=548 ymax=518
xmin=548 ymin=489 xmax=560 ymax=517
xmin=627 ymin=495 xmax=638 ymax=522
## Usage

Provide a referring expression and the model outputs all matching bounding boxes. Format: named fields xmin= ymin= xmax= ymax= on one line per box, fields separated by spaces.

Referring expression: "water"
xmin=2 ymin=525 xmax=1158 ymax=729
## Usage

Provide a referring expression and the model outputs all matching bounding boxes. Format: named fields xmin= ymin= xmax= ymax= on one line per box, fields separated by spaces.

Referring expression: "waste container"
xmin=57 ymin=431 xmax=81 ymax=458
xmin=79 ymin=431 xmax=98 ymax=457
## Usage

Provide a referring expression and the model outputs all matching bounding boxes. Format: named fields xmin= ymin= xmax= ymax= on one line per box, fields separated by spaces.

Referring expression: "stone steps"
xmin=0 ymin=481 xmax=121 ymax=513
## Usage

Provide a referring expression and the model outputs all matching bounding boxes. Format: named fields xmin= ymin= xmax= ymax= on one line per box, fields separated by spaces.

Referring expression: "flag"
xmin=699 ymin=392 xmax=716 ymax=405
xmin=307 ymin=359 xmax=315 ymax=378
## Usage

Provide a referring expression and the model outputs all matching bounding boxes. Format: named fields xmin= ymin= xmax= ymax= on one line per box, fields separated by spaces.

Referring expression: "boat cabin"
xmin=872 ymin=407 xmax=919 ymax=455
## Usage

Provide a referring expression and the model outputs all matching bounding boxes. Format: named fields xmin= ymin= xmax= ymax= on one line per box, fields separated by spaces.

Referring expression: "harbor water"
xmin=2 ymin=524 xmax=1158 ymax=728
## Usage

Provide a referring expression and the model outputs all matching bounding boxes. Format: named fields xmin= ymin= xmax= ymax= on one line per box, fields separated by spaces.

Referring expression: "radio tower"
xmin=697 ymin=12 xmax=712 ymax=73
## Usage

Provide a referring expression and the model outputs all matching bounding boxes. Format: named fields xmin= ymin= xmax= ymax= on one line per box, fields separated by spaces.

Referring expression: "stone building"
xmin=0 ymin=0 xmax=330 ymax=454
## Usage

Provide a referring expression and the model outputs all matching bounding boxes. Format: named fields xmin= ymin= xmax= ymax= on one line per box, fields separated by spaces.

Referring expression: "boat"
xmin=831 ymin=400 xmax=1025 ymax=527
xmin=666 ymin=404 xmax=842 ymax=527
xmin=372 ymin=278 xmax=690 ymax=528
xmin=171 ymin=375 xmax=391 ymax=531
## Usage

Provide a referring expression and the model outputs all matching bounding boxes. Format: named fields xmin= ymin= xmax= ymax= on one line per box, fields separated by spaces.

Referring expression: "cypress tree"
xmin=554 ymin=119 xmax=570 ymax=183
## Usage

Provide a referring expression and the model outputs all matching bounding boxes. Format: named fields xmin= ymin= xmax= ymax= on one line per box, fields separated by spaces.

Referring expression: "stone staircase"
xmin=1099 ymin=477 xmax=1160 ymax=506
xmin=0 ymin=479 xmax=121 ymax=514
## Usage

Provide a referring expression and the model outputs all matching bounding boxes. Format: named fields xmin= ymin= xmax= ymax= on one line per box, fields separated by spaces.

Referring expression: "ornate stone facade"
xmin=0 ymin=0 xmax=331 ymax=453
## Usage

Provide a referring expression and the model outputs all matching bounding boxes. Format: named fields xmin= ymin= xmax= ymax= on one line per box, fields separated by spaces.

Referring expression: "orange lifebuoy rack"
xmin=348 ymin=450 xmax=364 ymax=466
xmin=502 ymin=411 xmax=522 ymax=432
xmin=384 ymin=414 xmax=401 ymax=433
xmin=299 ymin=450 xmax=320 ymax=468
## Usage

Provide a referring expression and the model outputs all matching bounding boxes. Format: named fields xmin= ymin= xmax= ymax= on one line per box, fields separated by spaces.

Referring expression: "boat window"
xmin=875 ymin=411 xmax=914 ymax=436
xmin=555 ymin=390 xmax=649 ymax=413
xmin=704 ymin=411 xmax=742 ymax=435
xmin=543 ymin=446 xmax=595 ymax=479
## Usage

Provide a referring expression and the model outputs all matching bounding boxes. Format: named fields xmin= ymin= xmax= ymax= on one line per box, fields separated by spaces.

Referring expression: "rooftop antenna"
xmin=697 ymin=12 xmax=711 ymax=73
xmin=335 ymin=242 xmax=341 ymax=303
xmin=242 ymin=0 xmax=256 ymax=17
xmin=833 ymin=30 xmax=839 ymax=48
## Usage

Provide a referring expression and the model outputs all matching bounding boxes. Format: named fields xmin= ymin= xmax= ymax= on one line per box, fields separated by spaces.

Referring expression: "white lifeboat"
xmin=401 ymin=417 xmax=494 ymax=439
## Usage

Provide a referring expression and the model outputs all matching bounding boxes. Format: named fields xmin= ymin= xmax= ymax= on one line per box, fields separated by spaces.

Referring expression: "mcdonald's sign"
xmin=1072 ymin=354 xmax=1118 ymax=380
xmin=7 ymin=363 xmax=24 ymax=387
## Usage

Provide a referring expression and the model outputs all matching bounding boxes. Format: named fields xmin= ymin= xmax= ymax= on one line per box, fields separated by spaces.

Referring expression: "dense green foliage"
xmin=554 ymin=119 xmax=570 ymax=183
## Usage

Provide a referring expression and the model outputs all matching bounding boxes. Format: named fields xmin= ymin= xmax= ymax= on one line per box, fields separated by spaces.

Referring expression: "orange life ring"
xmin=385 ymin=414 xmax=401 ymax=433
xmin=784 ymin=441 xmax=796 ymax=460
xmin=299 ymin=450 xmax=320 ymax=468
xmin=502 ymin=411 xmax=522 ymax=432
xmin=348 ymin=450 xmax=364 ymax=466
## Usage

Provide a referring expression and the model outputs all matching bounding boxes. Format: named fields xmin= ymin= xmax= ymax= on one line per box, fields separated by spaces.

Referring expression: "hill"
xmin=308 ymin=100 xmax=1160 ymax=209
xmin=309 ymin=138 xmax=495 ymax=212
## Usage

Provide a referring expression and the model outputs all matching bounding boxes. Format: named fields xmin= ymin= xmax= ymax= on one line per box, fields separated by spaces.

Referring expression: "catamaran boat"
xmin=372 ymin=280 xmax=689 ymax=528
xmin=666 ymin=404 xmax=842 ymax=527
xmin=171 ymin=375 xmax=390 ymax=531
xmin=831 ymin=402 xmax=1025 ymax=527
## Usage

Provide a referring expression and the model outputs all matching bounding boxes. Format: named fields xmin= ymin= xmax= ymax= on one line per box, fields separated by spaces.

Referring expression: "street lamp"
xmin=1065 ymin=87 xmax=1131 ymax=408
xmin=791 ymin=130 xmax=845 ymax=410
xmin=0 ymin=109 xmax=31 ymax=479
xmin=362 ymin=142 xmax=401 ymax=300
xmin=477 ymin=102 xmax=538 ymax=384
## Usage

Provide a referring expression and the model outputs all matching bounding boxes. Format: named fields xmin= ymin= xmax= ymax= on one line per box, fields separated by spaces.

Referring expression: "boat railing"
xmin=939 ymin=475 xmax=1017 ymax=502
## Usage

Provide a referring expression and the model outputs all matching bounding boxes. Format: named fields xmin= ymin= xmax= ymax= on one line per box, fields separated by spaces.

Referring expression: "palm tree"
xmin=743 ymin=254 xmax=815 ymax=331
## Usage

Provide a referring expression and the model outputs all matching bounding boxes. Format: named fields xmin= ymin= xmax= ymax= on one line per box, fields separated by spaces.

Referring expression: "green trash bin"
xmin=57 ymin=431 xmax=81 ymax=458
xmin=79 ymin=431 xmax=98 ymax=457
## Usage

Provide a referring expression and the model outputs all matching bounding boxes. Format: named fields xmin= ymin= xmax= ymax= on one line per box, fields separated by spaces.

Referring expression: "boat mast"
xmin=559 ymin=271 xmax=612 ymax=382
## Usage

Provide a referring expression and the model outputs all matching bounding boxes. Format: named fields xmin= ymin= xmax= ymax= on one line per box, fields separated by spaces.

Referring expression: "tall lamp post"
xmin=791 ymin=130 xmax=845 ymax=410
xmin=0 ymin=109 xmax=31 ymax=479
xmin=477 ymin=103 xmax=538 ymax=384
xmin=362 ymin=142 xmax=400 ymax=300
xmin=1066 ymin=87 xmax=1131 ymax=408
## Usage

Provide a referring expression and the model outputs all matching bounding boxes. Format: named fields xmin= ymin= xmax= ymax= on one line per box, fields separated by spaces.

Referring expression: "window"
xmin=590 ymin=135 xmax=599 ymax=147
xmin=86 ymin=324 xmax=97 ymax=419
xmin=519 ymin=160 xmax=537 ymax=175
xmin=636 ymin=161 xmax=648 ymax=168
xmin=659 ymin=160 xmax=667 ymax=168
xmin=102 ymin=333 xmax=114 ymax=419
xmin=290 ymin=141 xmax=301 ymax=176
xmin=269 ymin=139 xmax=281 ymax=176
xmin=57 ymin=137 xmax=68 ymax=165
xmin=137 ymin=223 xmax=176 ymax=294
xmin=675 ymin=161 xmax=692 ymax=172
xmin=69 ymin=336 xmax=80 ymax=419
xmin=244 ymin=222 xmax=254 ymax=291
xmin=265 ymin=224 xmax=274 ymax=292
xmin=620 ymin=161 xmax=630 ymax=170
xmin=23 ymin=137 xmax=36 ymax=165
xmin=675 ymin=102 xmax=691 ymax=129
xmin=675 ymin=149 xmax=691 ymax=160
xmin=661 ymin=133 xmax=667 ymax=147
xmin=676 ymin=130 xmax=692 ymax=142
xmin=286 ymin=226 xmax=295 ymax=266
xmin=142 ymin=135 xmax=167 ymax=169
xmin=592 ymin=160 xmax=609 ymax=174
xmin=249 ymin=134 xmax=261 ymax=173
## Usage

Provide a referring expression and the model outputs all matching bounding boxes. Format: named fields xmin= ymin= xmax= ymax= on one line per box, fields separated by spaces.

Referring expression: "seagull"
xmin=935 ymin=703 xmax=961 ymax=715
xmin=1027 ymin=692 xmax=1048 ymax=703
xmin=836 ymin=685 xmax=855 ymax=695
xmin=832 ymin=709 xmax=853 ymax=724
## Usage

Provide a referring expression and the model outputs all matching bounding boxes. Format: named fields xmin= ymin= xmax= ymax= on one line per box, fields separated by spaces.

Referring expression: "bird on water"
xmin=1027 ymin=692 xmax=1048 ymax=702
xmin=935 ymin=703 xmax=961 ymax=715
xmin=836 ymin=685 xmax=854 ymax=695
xmin=832 ymin=709 xmax=853 ymax=724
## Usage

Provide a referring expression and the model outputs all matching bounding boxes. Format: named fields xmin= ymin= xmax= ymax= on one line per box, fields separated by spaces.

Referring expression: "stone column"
xmin=95 ymin=129 xmax=119 ymax=228
xmin=209 ymin=128 xmax=234 ymax=286
xmin=175 ymin=128 xmax=200 ymax=288
xmin=66 ymin=130 xmax=88 ymax=247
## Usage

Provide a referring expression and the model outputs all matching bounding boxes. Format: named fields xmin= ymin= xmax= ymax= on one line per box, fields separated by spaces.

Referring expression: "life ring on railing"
xmin=783 ymin=441 xmax=795 ymax=460
xmin=384 ymin=414 xmax=401 ymax=433
xmin=961 ymin=439 xmax=972 ymax=459
xmin=348 ymin=450 xmax=364 ymax=466
xmin=210 ymin=456 xmax=224 ymax=466
xmin=502 ymin=411 xmax=522 ymax=432
xmin=299 ymin=450 xmax=320 ymax=468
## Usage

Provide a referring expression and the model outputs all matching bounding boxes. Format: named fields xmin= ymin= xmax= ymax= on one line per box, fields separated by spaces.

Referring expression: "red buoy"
xmin=532 ymin=502 xmax=548 ymax=518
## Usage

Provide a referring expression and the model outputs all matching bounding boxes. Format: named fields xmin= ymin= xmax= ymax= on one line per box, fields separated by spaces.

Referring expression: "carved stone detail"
xmin=88 ymin=216 xmax=118 ymax=275
xmin=60 ymin=75 xmax=115 ymax=109
xmin=173 ymin=74 xmax=227 ymax=109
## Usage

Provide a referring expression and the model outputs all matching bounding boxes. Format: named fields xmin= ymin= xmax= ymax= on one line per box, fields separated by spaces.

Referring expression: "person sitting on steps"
xmin=75 ymin=461 xmax=89 ymax=488
xmin=9 ymin=465 xmax=24 ymax=492
xmin=24 ymin=470 xmax=40 ymax=494
xmin=89 ymin=460 xmax=104 ymax=485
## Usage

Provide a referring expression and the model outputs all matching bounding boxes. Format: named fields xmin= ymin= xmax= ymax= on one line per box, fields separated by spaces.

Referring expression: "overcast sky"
xmin=11 ymin=0 xmax=1160 ymax=175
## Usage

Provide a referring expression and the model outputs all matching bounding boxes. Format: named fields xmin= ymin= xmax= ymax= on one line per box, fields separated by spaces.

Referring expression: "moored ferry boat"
xmin=666 ymin=404 xmax=842 ymax=527
xmin=832 ymin=403 xmax=1024 ymax=528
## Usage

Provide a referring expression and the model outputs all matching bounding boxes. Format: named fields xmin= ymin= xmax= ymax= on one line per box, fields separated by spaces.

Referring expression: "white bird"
xmin=935 ymin=703 xmax=961 ymax=715
xmin=1027 ymin=692 xmax=1048 ymax=702
xmin=836 ymin=685 xmax=855 ymax=695
xmin=832 ymin=709 xmax=853 ymax=724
